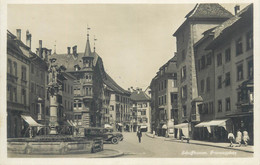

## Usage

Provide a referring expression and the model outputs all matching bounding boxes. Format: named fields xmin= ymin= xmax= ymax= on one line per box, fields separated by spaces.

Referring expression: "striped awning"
xmin=21 ymin=115 xmax=43 ymax=127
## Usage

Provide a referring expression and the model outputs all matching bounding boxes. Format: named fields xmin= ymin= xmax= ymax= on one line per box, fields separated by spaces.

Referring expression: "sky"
xmin=7 ymin=3 xmax=248 ymax=90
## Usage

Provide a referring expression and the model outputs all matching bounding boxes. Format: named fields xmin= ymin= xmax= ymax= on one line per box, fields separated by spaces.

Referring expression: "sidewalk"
xmin=145 ymin=133 xmax=253 ymax=153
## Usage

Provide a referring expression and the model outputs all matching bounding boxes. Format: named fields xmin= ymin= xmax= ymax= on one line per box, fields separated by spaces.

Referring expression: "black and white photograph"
xmin=1 ymin=1 xmax=259 ymax=165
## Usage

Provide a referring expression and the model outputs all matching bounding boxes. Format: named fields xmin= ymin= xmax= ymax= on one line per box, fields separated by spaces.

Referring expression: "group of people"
xmin=228 ymin=130 xmax=250 ymax=147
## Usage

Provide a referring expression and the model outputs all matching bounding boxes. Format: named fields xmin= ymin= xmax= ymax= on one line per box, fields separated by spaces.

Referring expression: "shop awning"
xmin=140 ymin=125 xmax=147 ymax=129
xmin=117 ymin=123 xmax=123 ymax=126
xmin=162 ymin=124 xmax=167 ymax=129
xmin=174 ymin=123 xmax=188 ymax=129
xmin=195 ymin=119 xmax=228 ymax=127
xmin=69 ymin=120 xmax=77 ymax=127
xmin=104 ymin=124 xmax=113 ymax=128
xmin=67 ymin=120 xmax=74 ymax=126
xmin=21 ymin=115 xmax=43 ymax=127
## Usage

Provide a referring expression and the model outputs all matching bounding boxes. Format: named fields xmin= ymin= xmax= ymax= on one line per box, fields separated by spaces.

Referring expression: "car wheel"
xmin=111 ymin=137 xmax=118 ymax=144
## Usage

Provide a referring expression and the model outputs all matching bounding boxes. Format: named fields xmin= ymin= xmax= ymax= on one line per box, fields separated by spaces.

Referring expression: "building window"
xmin=218 ymin=100 xmax=222 ymax=112
xmin=21 ymin=89 xmax=26 ymax=104
xmin=141 ymin=110 xmax=146 ymax=115
xmin=237 ymin=92 xmax=241 ymax=103
xmin=74 ymin=103 xmax=77 ymax=107
xmin=31 ymin=64 xmax=34 ymax=74
xmin=13 ymin=87 xmax=17 ymax=102
xmin=164 ymin=80 xmax=167 ymax=89
xmin=7 ymin=59 xmax=12 ymax=74
xmin=206 ymin=53 xmax=212 ymax=66
xmin=237 ymin=64 xmax=243 ymax=81
xmin=183 ymin=105 xmax=187 ymax=117
xmin=200 ymin=79 xmax=204 ymax=93
xmin=248 ymin=60 xmax=253 ymax=79
xmin=217 ymin=76 xmax=222 ymax=89
xmin=217 ymin=53 xmax=222 ymax=66
xmin=21 ymin=66 xmax=27 ymax=81
xmin=236 ymin=38 xmax=243 ymax=55
xmin=110 ymin=105 xmax=114 ymax=110
xmin=201 ymin=55 xmax=206 ymax=69
xmin=7 ymin=86 xmax=12 ymax=101
xmin=225 ymin=98 xmax=231 ymax=111
xmin=158 ymin=97 xmax=160 ymax=105
xmin=206 ymin=77 xmax=210 ymax=92
xmin=78 ymin=103 xmax=82 ymax=107
xmin=164 ymin=95 xmax=167 ymax=104
xmin=204 ymin=103 xmax=208 ymax=114
xmin=225 ymin=48 xmax=231 ymax=63
xmin=181 ymin=66 xmax=186 ymax=81
xmin=182 ymin=49 xmax=186 ymax=61
xmin=181 ymin=85 xmax=187 ymax=100
xmin=13 ymin=62 xmax=17 ymax=76
xmin=225 ymin=72 xmax=231 ymax=86
xmin=246 ymin=31 xmax=253 ymax=50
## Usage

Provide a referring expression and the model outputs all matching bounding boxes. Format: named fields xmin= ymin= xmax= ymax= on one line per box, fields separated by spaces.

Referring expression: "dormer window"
xmin=74 ymin=65 xmax=80 ymax=71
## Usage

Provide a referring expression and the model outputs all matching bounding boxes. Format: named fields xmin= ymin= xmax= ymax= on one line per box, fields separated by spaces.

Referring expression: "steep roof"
xmin=51 ymin=51 xmax=99 ymax=72
xmin=173 ymin=3 xmax=233 ymax=36
xmin=103 ymin=72 xmax=130 ymax=95
xmin=83 ymin=35 xmax=93 ymax=57
xmin=206 ymin=3 xmax=253 ymax=49
xmin=186 ymin=3 xmax=233 ymax=19
xmin=130 ymin=90 xmax=151 ymax=102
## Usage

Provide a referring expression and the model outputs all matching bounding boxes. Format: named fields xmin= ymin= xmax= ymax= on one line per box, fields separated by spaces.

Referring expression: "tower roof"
xmin=185 ymin=3 xmax=233 ymax=19
xmin=83 ymin=32 xmax=92 ymax=57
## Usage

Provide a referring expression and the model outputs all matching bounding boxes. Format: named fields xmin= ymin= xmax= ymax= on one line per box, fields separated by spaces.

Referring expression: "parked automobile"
xmin=84 ymin=127 xmax=121 ymax=144
xmin=104 ymin=128 xmax=124 ymax=141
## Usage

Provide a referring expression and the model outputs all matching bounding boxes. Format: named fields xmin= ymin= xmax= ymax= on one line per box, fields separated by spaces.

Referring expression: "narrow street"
xmin=105 ymin=132 xmax=253 ymax=158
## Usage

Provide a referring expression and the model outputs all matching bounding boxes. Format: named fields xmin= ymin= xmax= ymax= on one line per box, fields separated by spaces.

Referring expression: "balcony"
xmin=83 ymin=94 xmax=93 ymax=101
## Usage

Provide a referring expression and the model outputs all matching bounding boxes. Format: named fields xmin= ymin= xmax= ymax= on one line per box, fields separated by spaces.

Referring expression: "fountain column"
xmin=48 ymin=58 xmax=60 ymax=135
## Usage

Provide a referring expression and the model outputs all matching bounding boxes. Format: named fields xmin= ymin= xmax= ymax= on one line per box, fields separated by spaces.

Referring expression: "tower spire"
xmin=54 ymin=40 xmax=56 ymax=54
xmin=94 ymin=35 xmax=97 ymax=52
xmin=84 ymin=25 xmax=92 ymax=57
xmin=87 ymin=25 xmax=91 ymax=41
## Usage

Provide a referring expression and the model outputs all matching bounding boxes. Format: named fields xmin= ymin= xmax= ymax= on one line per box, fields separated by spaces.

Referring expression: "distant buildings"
xmin=104 ymin=73 xmax=131 ymax=131
xmin=129 ymin=87 xmax=151 ymax=132
xmin=150 ymin=57 xmax=178 ymax=136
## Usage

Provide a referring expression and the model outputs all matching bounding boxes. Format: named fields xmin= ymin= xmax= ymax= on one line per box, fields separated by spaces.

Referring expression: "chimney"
xmin=67 ymin=47 xmax=71 ymax=54
xmin=16 ymin=29 xmax=21 ymax=40
xmin=39 ymin=40 xmax=42 ymax=58
xmin=234 ymin=5 xmax=240 ymax=15
xmin=26 ymin=30 xmax=31 ymax=49
xmin=72 ymin=45 xmax=77 ymax=55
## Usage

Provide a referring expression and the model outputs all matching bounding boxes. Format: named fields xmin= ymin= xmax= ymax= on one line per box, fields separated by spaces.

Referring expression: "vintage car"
xmin=84 ymin=127 xmax=122 ymax=144
xmin=103 ymin=128 xmax=124 ymax=141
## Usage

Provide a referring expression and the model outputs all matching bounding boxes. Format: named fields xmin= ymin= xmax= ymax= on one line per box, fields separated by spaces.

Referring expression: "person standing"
xmin=137 ymin=130 xmax=142 ymax=143
xmin=242 ymin=130 xmax=250 ymax=146
xmin=236 ymin=130 xmax=242 ymax=147
xmin=228 ymin=132 xmax=235 ymax=147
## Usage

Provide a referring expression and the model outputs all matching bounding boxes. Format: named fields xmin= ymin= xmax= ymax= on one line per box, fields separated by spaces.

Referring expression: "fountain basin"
xmin=7 ymin=136 xmax=103 ymax=155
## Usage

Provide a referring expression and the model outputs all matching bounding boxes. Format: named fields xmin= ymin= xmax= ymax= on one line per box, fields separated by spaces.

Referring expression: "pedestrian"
xmin=137 ymin=130 xmax=142 ymax=143
xmin=228 ymin=132 xmax=235 ymax=147
xmin=242 ymin=130 xmax=250 ymax=146
xmin=236 ymin=129 xmax=242 ymax=147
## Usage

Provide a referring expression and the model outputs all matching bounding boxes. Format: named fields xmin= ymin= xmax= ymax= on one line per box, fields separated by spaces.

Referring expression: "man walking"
xmin=137 ymin=130 xmax=142 ymax=143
